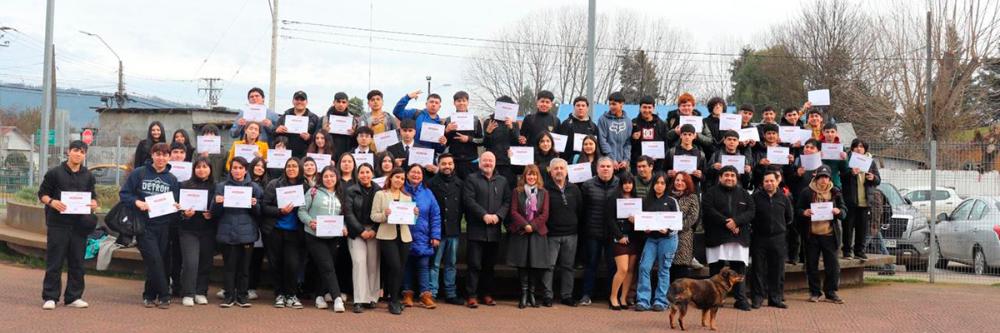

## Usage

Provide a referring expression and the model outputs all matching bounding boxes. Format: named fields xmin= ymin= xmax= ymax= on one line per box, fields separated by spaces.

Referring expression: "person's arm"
xmin=867 ymin=162 xmax=882 ymax=186
xmin=343 ymin=191 xmax=363 ymax=236
xmin=783 ymin=196 xmax=794 ymax=226
xmin=683 ymin=196 xmax=700 ymax=232
xmin=297 ymin=188 xmax=315 ymax=224
xmin=429 ymin=195 xmax=442 ymax=241
xmin=535 ymin=192 xmax=550 ymax=229
xmin=260 ymin=181 xmax=281 ymax=217
xmin=835 ymin=191 xmax=848 ymax=221
xmin=606 ymin=196 xmax=624 ymax=241
xmin=471 ymin=115 xmax=485 ymax=144
xmin=621 ymin=123 xmax=632 ymax=163
xmin=463 ymin=179 xmax=488 ymax=220
xmin=700 ymin=192 xmax=726 ymax=226
xmin=597 ymin=117 xmax=614 ymax=157
xmin=37 ymin=168 xmax=56 ymax=205
xmin=734 ymin=192 xmax=756 ymax=227
xmin=225 ymin=142 xmax=237 ymax=171
xmin=118 ymin=169 xmax=140 ymax=206
xmin=795 ymin=188 xmax=810 ymax=217
xmin=497 ymin=182 xmax=512 ymax=222
xmin=392 ymin=95 xmax=418 ymax=120
xmin=132 ymin=142 xmax=145 ymax=169
xmin=230 ymin=110 xmax=245 ymax=139
xmin=250 ymin=184 xmax=263 ymax=216
xmin=508 ymin=192 xmax=528 ymax=232
xmin=370 ymin=191 xmax=388 ymax=223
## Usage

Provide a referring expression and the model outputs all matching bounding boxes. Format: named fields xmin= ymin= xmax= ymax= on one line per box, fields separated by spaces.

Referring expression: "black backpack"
xmin=104 ymin=201 xmax=144 ymax=239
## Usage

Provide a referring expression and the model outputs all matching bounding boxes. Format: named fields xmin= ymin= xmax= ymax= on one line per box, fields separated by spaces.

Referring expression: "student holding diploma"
xmin=343 ymin=163 xmax=383 ymax=313
xmin=668 ymin=172 xmax=701 ymax=282
xmin=370 ymin=167 xmax=418 ymax=315
xmin=635 ymin=173 xmax=681 ymax=312
xmin=795 ymin=165 xmax=847 ymax=304
xmin=260 ymin=157 xmax=307 ymax=309
xmin=226 ymin=122 xmax=268 ymax=171
xmin=38 ymin=140 xmax=98 ymax=310
xmin=212 ymin=157 xmax=263 ymax=308
xmin=606 ymin=173 xmax=640 ymax=311
xmin=298 ymin=166 xmax=349 ymax=313
xmin=177 ymin=157 xmax=215 ymax=307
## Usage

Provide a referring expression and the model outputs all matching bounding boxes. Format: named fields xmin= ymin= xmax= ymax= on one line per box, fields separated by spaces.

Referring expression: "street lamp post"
xmin=80 ymin=31 xmax=126 ymax=108
xmin=426 ymin=76 xmax=432 ymax=95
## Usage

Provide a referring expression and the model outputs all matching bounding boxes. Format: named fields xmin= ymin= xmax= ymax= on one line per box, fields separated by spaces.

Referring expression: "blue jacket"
xmin=404 ymin=181 xmax=441 ymax=257
xmin=392 ymin=95 xmax=447 ymax=153
xmin=119 ymin=164 xmax=181 ymax=226
xmin=598 ymin=110 xmax=632 ymax=163
xmin=230 ymin=107 xmax=280 ymax=144
xmin=213 ymin=174 xmax=263 ymax=245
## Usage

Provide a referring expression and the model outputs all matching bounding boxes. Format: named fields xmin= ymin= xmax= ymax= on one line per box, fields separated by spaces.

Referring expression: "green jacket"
xmin=297 ymin=186 xmax=344 ymax=238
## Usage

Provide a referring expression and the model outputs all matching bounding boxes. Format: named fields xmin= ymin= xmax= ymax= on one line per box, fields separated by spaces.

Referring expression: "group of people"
xmin=39 ymin=86 xmax=882 ymax=315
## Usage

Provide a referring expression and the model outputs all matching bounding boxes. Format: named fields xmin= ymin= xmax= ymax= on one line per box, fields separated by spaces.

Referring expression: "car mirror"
xmin=935 ymin=213 xmax=949 ymax=223
xmin=904 ymin=198 xmax=912 ymax=205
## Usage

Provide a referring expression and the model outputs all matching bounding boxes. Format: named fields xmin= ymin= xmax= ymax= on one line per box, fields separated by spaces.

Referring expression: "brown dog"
xmin=667 ymin=267 xmax=745 ymax=331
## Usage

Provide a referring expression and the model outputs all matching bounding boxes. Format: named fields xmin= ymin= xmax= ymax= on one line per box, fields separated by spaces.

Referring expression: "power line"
xmin=193 ymin=0 xmax=253 ymax=77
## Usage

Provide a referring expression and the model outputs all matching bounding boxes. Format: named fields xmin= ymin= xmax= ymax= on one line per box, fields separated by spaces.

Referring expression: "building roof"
xmin=95 ymin=107 xmax=239 ymax=115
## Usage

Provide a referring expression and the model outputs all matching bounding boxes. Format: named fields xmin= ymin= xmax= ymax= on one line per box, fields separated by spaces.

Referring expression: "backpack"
xmin=105 ymin=200 xmax=144 ymax=239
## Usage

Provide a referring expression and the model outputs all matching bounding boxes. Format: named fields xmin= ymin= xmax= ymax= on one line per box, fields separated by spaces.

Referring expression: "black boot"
xmin=528 ymin=278 xmax=538 ymax=308
xmin=518 ymin=271 xmax=529 ymax=309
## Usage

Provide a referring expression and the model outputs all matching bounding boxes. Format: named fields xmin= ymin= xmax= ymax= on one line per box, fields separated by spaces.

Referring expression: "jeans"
xmin=379 ymin=238 xmax=410 ymax=303
xmin=636 ymin=235 xmax=678 ymax=308
xmin=582 ymin=236 xmax=613 ymax=298
xmin=542 ymin=235 xmax=578 ymax=299
xmin=221 ymin=243 xmax=252 ymax=300
xmin=805 ymin=234 xmax=840 ymax=297
xmin=42 ymin=225 xmax=87 ymax=303
xmin=304 ymin=234 xmax=343 ymax=299
xmin=404 ymin=255 xmax=432 ymax=293
xmin=865 ymin=230 xmax=896 ymax=271
xmin=137 ymin=222 xmax=170 ymax=302
xmin=465 ymin=240 xmax=499 ymax=298
xmin=429 ymin=236 xmax=459 ymax=298
xmin=843 ymin=206 xmax=870 ymax=256
xmin=179 ymin=229 xmax=215 ymax=297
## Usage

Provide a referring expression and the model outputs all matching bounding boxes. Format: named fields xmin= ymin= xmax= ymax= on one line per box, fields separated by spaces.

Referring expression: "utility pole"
xmin=586 ymin=0 xmax=596 ymax=118
xmin=80 ymin=31 xmax=127 ymax=108
xmin=426 ymin=76 xmax=432 ymax=96
xmin=924 ymin=2 xmax=939 ymax=284
xmin=199 ymin=78 xmax=222 ymax=108
xmin=268 ymin=0 xmax=278 ymax=111
xmin=40 ymin=0 xmax=55 ymax=176
xmin=0 ymin=26 xmax=12 ymax=48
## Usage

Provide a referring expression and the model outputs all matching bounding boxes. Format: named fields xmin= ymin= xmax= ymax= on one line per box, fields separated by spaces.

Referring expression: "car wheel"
xmin=973 ymin=248 xmax=987 ymax=276
xmin=934 ymin=258 xmax=950 ymax=269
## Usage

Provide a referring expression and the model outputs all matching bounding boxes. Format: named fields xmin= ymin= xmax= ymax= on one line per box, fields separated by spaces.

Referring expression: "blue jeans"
xmin=582 ymin=236 xmax=614 ymax=298
xmin=429 ymin=237 xmax=459 ymax=298
xmin=637 ymin=235 xmax=678 ymax=308
xmin=403 ymin=255 xmax=432 ymax=293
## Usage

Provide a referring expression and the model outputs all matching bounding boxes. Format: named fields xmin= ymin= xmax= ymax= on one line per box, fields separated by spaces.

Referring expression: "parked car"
xmin=877 ymin=183 xmax=932 ymax=271
xmin=902 ymin=186 xmax=963 ymax=220
xmin=935 ymin=197 xmax=1000 ymax=276
xmin=89 ymin=163 xmax=130 ymax=186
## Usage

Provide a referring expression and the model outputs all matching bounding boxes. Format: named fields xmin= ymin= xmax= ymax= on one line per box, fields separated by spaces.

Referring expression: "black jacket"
xmin=841 ymin=153 xmax=882 ymax=207
xmin=37 ymin=162 xmax=97 ymax=229
xmin=179 ymin=177 xmax=216 ymax=232
xmin=344 ymin=181 xmax=381 ymax=238
xmin=701 ymin=183 xmax=755 ymax=247
xmin=750 ymin=189 xmax=793 ymax=238
xmin=642 ymin=192 xmax=680 ymax=239
xmin=260 ymin=176 xmax=307 ymax=234
xmin=483 ymin=116 xmax=520 ymax=166
xmin=444 ymin=113 xmax=484 ymax=162
xmin=555 ymin=115 xmax=599 ymax=161
xmin=580 ymin=175 xmax=620 ymax=239
xmin=323 ymin=106 xmax=359 ymax=159
xmin=427 ymin=172 xmax=464 ymax=237
xmin=665 ymin=145 xmax=707 ymax=191
xmin=630 ymin=114 xmax=668 ymax=169
xmin=387 ymin=141 xmax=417 ymax=167
xmin=520 ymin=111 xmax=560 ymax=146
xmin=463 ymin=171 xmax=511 ymax=242
xmin=276 ymin=108 xmax=321 ymax=157
xmin=796 ymin=184 xmax=848 ymax=247
xmin=544 ymin=179 xmax=583 ymax=237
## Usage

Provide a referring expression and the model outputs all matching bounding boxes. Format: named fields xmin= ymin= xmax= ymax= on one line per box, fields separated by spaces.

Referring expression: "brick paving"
xmin=1 ymin=263 xmax=998 ymax=333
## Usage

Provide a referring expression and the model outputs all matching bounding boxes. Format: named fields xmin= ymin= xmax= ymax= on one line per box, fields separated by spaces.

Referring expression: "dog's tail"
xmin=667 ymin=281 xmax=690 ymax=304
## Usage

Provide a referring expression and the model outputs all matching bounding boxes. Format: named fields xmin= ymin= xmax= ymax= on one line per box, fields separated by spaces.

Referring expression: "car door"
xmin=939 ymin=200 xmax=974 ymax=260
xmin=961 ymin=200 xmax=990 ymax=264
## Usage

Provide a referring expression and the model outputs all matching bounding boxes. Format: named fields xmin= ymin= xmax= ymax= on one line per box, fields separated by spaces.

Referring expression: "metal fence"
xmin=0 ymin=147 xmax=33 ymax=208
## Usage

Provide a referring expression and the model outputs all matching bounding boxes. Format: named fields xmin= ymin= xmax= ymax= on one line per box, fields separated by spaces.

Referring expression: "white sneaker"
xmin=182 ymin=297 xmax=194 ymax=307
xmin=194 ymin=295 xmax=208 ymax=305
xmin=67 ymin=299 xmax=89 ymax=308
xmin=247 ymin=289 xmax=259 ymax=300
xmin=691 ymin=258 xmax=705 ymax=270
xmin=287 ymin=296 xmax=303 ymax=309
xmin=273 ymin=295 xmax=286 ymax=308
xmin=42 ymin=300 xmax=56 ymax=310
xmin=315 ymin=296 xmax=328 ymax=309
xmin=216 ymin=289 xmax=226 ymax=299
xmin=324 ymin=293 xmax=333 ymax=303
xmin=333 ymin=297 xmax=345 ymax=313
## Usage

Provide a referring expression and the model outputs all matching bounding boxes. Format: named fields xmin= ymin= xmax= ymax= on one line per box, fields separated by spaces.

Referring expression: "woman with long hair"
xmin=213 ymin=157 xmax=263 ymax=308
xmin=607 ymin=172 xmax=641 ymax=310
xmin=301 ymin=157 xmax=319 ymax=188
xmin=574 ymin=135 xmax=602 ymax=175
xmin=307 ymin=132 xmax=335 ymax=155
xmin=507 ymin=164 xmax=550 ymax=309
xmin=246 ymin=156 xmax=269 ymax=300
xmin=298 ymin=166 xmax=349 ymax=313
xmin=133 ymin=121 xmax=166 ymax=168
xmin=534 ymin=132 xmax=559 ymax=173
xmin=668 ymin=172 xmax=700 ymax=282
xmin=172 ymin=129 xmax=195 ymax=162
xmin=343 ymin=163 xmax=382 ymax=313
xmin=260 ymin=157 xmax=307 ymax=309
xmin=635 ymin=172 xmax=681 ymax=312
xmin=337 ymin=152 xmax=357 ymax=190
xmin=374 ymin=151 xmax=395 ymax=178
xmin=178 ymin=157 xmax=216 ymax=307
xmin=370 ymin=167 xmax=417 ymax=315
xmin=226 ymin=121 xmax=269 ymax=171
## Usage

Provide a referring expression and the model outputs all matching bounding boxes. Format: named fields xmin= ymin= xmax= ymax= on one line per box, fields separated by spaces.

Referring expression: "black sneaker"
xmin=445 ymin=297 xmax=464 ymax=306
xmin=352 ymin=303 xmax=364 ymax=313
xmin=237 ymin=297 xmax=252 ymax=308
xmin=734 ymin=301 xmax=751 ymax=311
xmin=157 ymin=300 xmax=171 ymax=309
xmin=143 ymin=299 xmax=156 ymax=308
xmin=768 ymin=301 xmax=788 ymax=309
xmin=389 ymin=301 xmax=402 ymax=315
xmin=651 ymin=304 xmax=666 ymax=312
xmin=855 ymin=253 xmax=869 ymax=260
xmin=220 ymin=297 xmax=236 ymax=308
xmin=751 ymin=299 xmax=762 ymax=309
xmin=560 ymin=298 xmax=578 ymax=307
xmin=542 ymin=297 xmax=553 ymax=307
xmin=363 ymin=301 xmax=377 ymax=309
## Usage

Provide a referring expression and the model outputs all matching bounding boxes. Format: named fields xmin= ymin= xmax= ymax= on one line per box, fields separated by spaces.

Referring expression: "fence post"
xmin=29 ymin=134 xmax=36 ymax=188
xmin=115 ymin=135 xmax=122 ymax=187
xmin=928 ymin=140 xmax=938 ymax=283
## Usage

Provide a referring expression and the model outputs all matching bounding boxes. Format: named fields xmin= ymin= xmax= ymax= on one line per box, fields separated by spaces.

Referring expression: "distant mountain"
xmin=0 ymin=83 xmax=198 ymax=127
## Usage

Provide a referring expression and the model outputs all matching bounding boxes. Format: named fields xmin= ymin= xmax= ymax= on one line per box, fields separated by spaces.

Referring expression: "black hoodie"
xmin=520 ymin=110 xmax=560 ymax=146
xmin=179 ymin=176 xmax=216 ymax=232
xmin=555 ymin=114 xmax=599 ymax=161
xmin=323 ymin=106 xmax=359 ymax=159
xmin=630 ymin=113 xmax=668 ymax=169
xmin=427 ymin=171 xmax=464 ymax=237
xmin=544 ymin=177 xmax=584 ymax=237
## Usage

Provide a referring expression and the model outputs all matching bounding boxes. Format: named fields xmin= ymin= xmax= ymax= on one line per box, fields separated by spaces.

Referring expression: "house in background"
xmin=0 ymin=126 xmax=34 ymax=166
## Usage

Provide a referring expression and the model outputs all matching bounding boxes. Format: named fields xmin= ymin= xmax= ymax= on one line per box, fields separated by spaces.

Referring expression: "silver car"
xmin=935 ymin=197 xmax=1000 ymax=275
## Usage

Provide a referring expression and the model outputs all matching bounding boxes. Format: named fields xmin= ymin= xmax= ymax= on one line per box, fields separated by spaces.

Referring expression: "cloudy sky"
xmin=1 ymin=0 xmax=814 ymax=114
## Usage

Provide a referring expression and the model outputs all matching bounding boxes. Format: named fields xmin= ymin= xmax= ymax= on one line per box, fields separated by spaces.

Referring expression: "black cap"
xmin=400 ymin=118 xmax=416 ymax=129
xmin=334 ymin=92 xmax=349 ymax=101
xmin=293 ymin=91 xmax=308 ymax=100
xmin=815 ymin=165 xmax=832 ymax=178
xmin=68 ymin=140 xmax=88 ymax=152
xmin=760 ymin=123 xmax=779 ymax=133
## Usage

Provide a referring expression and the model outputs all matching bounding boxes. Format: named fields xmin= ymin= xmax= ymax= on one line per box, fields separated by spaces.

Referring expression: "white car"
xmin=902 ymin=186 xmax=963 ymax=220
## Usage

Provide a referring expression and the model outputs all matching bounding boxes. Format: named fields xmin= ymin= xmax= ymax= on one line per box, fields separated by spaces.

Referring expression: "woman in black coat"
xmin=172 ymin=129 xmax=196 ymax=162
xmin=133 ymin=121 xmax=166 ymax=168
xmin=506 ymin=165 xmax=550 ymax=309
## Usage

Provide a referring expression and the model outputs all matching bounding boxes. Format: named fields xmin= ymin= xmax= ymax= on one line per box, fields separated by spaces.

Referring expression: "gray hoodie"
xmin=597 ymin=110 xmax=632 ymax=162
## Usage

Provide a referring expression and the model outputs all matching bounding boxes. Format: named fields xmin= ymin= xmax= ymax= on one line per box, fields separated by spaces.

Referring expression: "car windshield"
xmin=905 ymin=190 xmax=950 ymax=202
xmin=878 ymin=184 xmax=905 ymax=206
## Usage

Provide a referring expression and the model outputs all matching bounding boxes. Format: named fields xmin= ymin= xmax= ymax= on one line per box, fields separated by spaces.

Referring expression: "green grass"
xmin=10 ymin=185 xmax=119 ymax=213
xmin=991 ymin=282 xmax=1000 ymax=288
xmin=865 ymin=276 xmax=926 ymax=284
xmin=0 ymin=242 xmax=143 ymax=280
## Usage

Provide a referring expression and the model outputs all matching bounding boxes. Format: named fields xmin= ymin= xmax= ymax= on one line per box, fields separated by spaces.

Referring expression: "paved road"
xmin=2 ymin=263 xmax=999 ymax=332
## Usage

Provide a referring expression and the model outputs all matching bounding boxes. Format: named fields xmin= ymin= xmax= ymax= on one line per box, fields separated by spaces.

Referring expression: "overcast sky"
xmin=1 ymin=0 xmax=813 ymax=114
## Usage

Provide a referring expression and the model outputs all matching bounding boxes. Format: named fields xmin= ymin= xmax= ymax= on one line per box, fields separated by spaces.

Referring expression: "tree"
xmin=729 ymin=46 xmax=808 ymax=111
xmin=966 ymin=54 xmax=1000 ymax=125
xmin=619 ymin=50 xmax=661 ymax=103
xmin=348 ymin=97 xmax=364 ymax=117
xmin=0 ymin=106 xmax=42 ymax=135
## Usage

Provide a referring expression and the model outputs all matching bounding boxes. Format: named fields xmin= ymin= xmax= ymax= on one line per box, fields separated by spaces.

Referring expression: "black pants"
xmin=179 ymin=229 xmax=215 ymax=297
xmin=466 ymin=240 xmax=499 ymax=298
xmin=42 ymin=226 xmax=87 ymax=303
xmin=787 ymin=221 xmax=803 ymax=262
xmin=750 ymin=234 xmax=786 ymax=304
xmin=379 ymin=238 xmax=410 ymax=303
xmin=248 ymin=247 xmax=266 ymax=290
xmin=495 ymin=165 xmax=517 ymax=191
xmin=669 ymin=265 xmax=691 ymax=284
xmin=334 ymin=237 xmax=353 ymax=297
xmin=305 ymin=234 xmax=343 ymax=299
xmin=843 ymin=207 xmax=870 ymax=256
xmin=221 ymin=243 xmax=252 ymax=300
xmin=138 ymin=222 xmax=170 ymax=302
xmin=805 ymin=234 xmax=840 ymax=297
xmin=165 ymin=225 xmax=183 ymax=296
xmin=265 ymin=228 xmax=303 ymax=297
xmin=709 ymin=260 xmax=748 ymax=304
xmin=455 ymin=160 xmax=477 ymax=181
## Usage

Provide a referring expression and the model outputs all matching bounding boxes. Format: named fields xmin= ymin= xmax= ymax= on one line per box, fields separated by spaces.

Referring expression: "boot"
xmin=419 ymin=291 xmax=437 ymax=309
xmin=528 ymin=278 xmax=538 ymax=308
xmin=402 ymin=291 xmax=414 ymax=307
xmin=517 ymin=272 xmax=529 ymax=309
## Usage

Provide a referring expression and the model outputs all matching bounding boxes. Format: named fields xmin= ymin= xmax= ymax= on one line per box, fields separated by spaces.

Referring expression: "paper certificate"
xmin=808 ymin=89 xmax=831 ymax=106
xmin=374 ymin=131 xmax=399 ymax=152
xmin=767 ymin=146 xmax=790 ymax=165
xmin=235 ymin=144 xmax=258 ymax=162
xmin=179 ymin=189 xmax=209 ymax=211
xmin=147 ymin=192 xmax=177 ymax=218
xmin=284 ymin=115 xmax=309 ymax=134
xmin=307 ymin=153 xmax=332 ymax=170
xmin=327 ymin=115 xmax=353 ymax=135
xmin=821 ymin=143 xmax=844 ymax=160
xmin=267 ymin=149 xmax=292 ymax=169
xmin=509 ymin=146 xmax=534 ymax=166
xmin=276 ymin=185 xmax=305 ymax=208
xmin=719 ymin=113 xmax=742 ymax=131
xmin=315 ymin=215 xmax=345 ymax=237
xmin=672 ymin=155 xmax=698 ymax=173
xmin=572 ymin=133 xmax=587 ymax=152
xmin=494 ymin=101 xmax=518 ymax=121
xmin=848 ymin=153 xmax=873 ymax=172
xmin=779 ymin=126 xmax=801 ymax=144
xmin=799 ymin=129 xmax=813 ymax=144
xmin=801 ymin=153 xmax=823 ymax=171
xmin=372 ymin=176 xmax=387 ymax=188
xmin=634 ymin=211 xmax=683 ymax=231
xmin=810 ymin=202 xmax=834 ymax=221
xmin=169 ymin=161 xmax=192 ymax=182
xmin=388 ymin=201 xmax=416 ymax=225
xmin=738 ymin=127 xmax=760 ymax=142
xmin=196 ymin=136 xmax=221 ymax=154
xmin=244 ymin=104 xmax=267 ymax=122
xmin=408 ymin=147 xmax=435 ymax=167
xmin=353 ymin=153 xmax=374 ymax=169
xmin=567 ymin=162 xmax=592 ymax=183
xmin=679 ymin=116 xmax=703 ymax=133
xmin=549 ymin=133 xmax=568 ymax=153
xmin=451 ymin=113 xmax=475 ymax=131
xmin=419 ymin=122 xmax=446 ymax=143
xmin=60 ymin=191 xmax=91 ymax=215
xmin=223 ymin=186 xmax=252 ymax=209
xmin=641 ymin=141 xmax=666 ymax=159
xmin=720 ymin=155 xmax=746 ymax=174
xmin=615 ymin=198 xmax=642 ymax=219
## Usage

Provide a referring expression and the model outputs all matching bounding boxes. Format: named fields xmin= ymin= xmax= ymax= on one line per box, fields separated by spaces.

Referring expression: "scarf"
xmin=524 ymin=185 xmax=538 ymax=221
xmin=808 ymin=179 xmax=834 ymax=236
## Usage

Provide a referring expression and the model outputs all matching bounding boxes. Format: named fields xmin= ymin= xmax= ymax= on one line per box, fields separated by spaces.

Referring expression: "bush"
xmin=12 ymin=185 xmax=119 ymax=213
